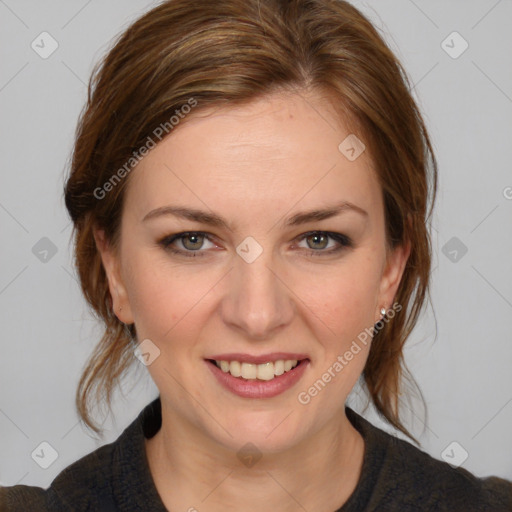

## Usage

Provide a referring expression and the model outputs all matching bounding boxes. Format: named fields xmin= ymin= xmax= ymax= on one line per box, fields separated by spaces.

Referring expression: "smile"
xmin=212 ymin=359 xmax=300 ymax=380
xmin=205 ymin=357 xmax=310 ymax=399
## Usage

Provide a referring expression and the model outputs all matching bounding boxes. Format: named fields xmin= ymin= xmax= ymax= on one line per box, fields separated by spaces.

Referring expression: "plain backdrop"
xmin=1 ymin=0 xmax=511 ymax=488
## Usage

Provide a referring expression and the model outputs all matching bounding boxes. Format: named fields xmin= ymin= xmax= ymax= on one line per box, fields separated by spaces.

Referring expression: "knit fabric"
xmin=1 ymin=396 xmax=511 ymax=511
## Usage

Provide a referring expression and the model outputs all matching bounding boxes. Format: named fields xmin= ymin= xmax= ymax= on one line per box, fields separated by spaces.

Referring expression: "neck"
xmin=145 ymin=404 xmax=365 ymax=512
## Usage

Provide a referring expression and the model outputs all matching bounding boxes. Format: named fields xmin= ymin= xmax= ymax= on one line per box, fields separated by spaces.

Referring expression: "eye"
xmin=158 ymin=231 xmax=217 ymax=257
xmin=158 ymin=230 xmax=353 ymax=259
xmin=296 ymin=231 xmax=353 ymax=256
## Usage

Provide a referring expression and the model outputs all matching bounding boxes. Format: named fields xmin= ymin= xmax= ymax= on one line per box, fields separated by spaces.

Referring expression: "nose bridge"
xmin=221 ymin=239 xmax=293 ymax=338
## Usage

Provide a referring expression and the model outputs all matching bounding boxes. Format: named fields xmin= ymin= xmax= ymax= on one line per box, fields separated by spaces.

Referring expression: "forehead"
xmin=124 ymin=91 xmax=381 ymax=222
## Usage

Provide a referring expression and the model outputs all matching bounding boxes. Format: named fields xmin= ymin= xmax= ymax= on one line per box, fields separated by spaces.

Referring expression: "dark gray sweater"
xmin=1 ymin=396 xmax=511 ymax=511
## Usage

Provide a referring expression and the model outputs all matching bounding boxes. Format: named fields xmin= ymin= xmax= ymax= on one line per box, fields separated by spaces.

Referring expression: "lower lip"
xmin=205 ymin=359 xmax=310 ymax=399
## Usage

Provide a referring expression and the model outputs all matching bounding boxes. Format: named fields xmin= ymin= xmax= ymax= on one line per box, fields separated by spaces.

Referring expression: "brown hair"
xmin=64 ymin=0 xmax=437 ymax=439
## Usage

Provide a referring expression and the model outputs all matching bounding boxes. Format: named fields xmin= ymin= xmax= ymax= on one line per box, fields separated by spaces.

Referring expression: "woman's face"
xmin=96 ymin=90 xmax=409 ymax=453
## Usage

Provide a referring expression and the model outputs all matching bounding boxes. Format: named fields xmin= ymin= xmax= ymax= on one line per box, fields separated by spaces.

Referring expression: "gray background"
xmin=1 ymin=0 xmax=511 ymax=489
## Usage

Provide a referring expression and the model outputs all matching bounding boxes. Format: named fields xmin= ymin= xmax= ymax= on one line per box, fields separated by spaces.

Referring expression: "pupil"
xmin=185 ymin=234 xmax=202 ymax=249
xmin=309 ymin=233 xmax=327 ymax=250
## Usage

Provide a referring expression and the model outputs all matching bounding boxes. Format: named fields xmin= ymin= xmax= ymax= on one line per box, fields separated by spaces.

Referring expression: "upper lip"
xmin=206 ymin=352 xmax=310 ymax=364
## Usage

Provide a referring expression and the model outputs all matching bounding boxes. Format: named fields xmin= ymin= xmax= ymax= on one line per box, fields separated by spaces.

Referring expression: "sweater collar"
xmin=113 ymin=395 xmax=390 ymax=511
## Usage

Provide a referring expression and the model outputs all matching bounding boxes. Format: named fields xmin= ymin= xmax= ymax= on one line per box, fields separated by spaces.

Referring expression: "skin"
xmin=94 ymin=89 xmax=410 ymax=512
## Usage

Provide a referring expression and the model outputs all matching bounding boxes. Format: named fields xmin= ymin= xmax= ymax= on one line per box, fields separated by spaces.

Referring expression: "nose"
xmin=220 ymin=244 xmax=295 ymax=340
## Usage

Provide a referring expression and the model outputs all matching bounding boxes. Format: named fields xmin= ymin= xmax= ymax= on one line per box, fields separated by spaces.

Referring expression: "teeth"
xmin=274 ymin=360 xmax=284 ymax=376
xmin=230 ymin=360 xmax=241 ymax=377
xmin=255 ymin=362 xmax=274 ymax=381
xmin=214 ymin=359 xmax=300 ymax=380
xmin=241 ymin=362 xmax=258 ymax=379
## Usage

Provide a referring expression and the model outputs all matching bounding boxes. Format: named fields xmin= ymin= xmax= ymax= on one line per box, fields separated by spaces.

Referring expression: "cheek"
xmin=293 ymin=260 xmax=381 ymax=342
xmin=124 ymin=252 xmax=228 ymax=344
xmin=123 ymin=255 xmax=192 ymax=338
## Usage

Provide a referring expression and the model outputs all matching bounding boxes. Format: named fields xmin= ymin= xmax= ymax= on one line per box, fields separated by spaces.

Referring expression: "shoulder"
xmin=1 ymin=484 xmax=48 ymax=511
xmin=0 ymin=400 xmax=154 ymax=512
xmin=0 ymin=437 xmax=120 ymax=511
xmin=0 ymin=397 xmax=163 ymax=512
xmin=386 ymin=431 xmax=512 ymax=510
xmin=345 ymin=408 xmax=512 ymax=511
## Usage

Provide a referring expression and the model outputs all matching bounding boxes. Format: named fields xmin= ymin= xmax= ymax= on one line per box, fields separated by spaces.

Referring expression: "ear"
xmin=375 ymin=238 xmax=411 ymax=323
xmin=93 ymin=227 xmax=134 ymax=324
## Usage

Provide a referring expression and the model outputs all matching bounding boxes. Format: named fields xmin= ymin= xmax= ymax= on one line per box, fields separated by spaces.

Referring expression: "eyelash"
xmin=157 ymin=231 xmax=353 ymax=258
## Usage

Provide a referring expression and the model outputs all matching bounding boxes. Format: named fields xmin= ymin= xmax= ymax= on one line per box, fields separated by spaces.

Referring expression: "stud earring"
xmin=380 ymin=307 xmax=386 ymax=317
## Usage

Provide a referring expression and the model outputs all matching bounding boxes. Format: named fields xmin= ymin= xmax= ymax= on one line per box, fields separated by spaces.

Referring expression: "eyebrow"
xmin=142 ymin=200 xmax=368 ymax=229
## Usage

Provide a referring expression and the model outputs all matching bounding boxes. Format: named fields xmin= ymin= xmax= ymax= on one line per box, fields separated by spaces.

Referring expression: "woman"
xmin=1 ymin=0 xmax=511 ymax=510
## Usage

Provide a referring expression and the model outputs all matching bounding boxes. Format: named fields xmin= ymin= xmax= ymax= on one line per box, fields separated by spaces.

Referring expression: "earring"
xmin=380 ymin=307 xmax=386 ymax=318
